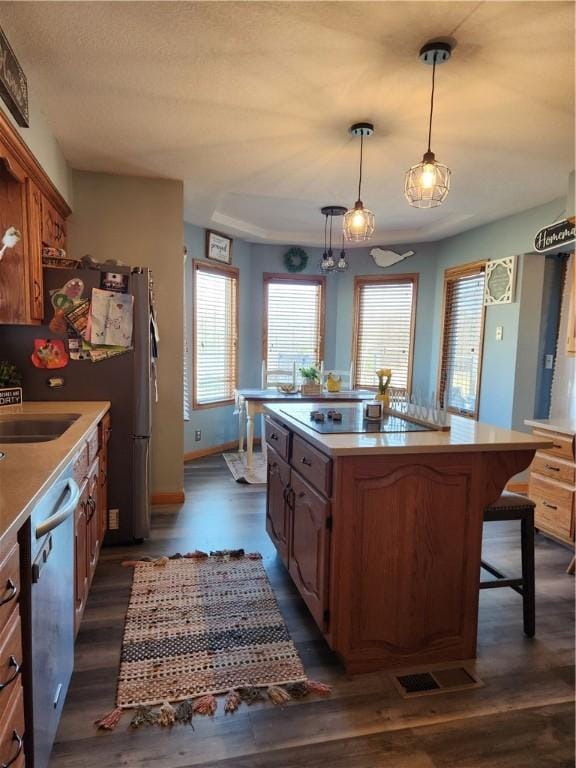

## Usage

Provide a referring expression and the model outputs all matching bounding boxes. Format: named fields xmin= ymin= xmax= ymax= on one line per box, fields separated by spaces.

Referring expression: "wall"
xmin=69 ymin=171 xmax=184 ymax=495
xmin=1 ymin=85 xmax=72 ymax=204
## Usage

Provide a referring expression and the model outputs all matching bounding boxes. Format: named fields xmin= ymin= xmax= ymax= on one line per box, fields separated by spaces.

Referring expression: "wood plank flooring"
xmin=49 ymin=455 xmax=575 ymax=767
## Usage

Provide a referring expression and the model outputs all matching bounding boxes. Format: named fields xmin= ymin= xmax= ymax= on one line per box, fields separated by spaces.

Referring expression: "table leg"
xmin=246 ymin=410 xmax=254 ymax=469
xmin=238 ymin=400 xmax=245 ymax=453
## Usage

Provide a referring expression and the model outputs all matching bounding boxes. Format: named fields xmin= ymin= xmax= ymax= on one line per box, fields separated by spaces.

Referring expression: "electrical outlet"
xmin=108 ymin=509 xmax=120 ymax=530
xmin=194 ymin=430 xmax=202 ymax=442
xmin=495 ymin=325 xmax=503 ymax=341
xmin=544 ymin=354 xmax=554 ymax=370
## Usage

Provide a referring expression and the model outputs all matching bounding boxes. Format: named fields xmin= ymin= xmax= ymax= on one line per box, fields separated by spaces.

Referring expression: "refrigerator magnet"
xmin=31 ymin=339 xmax=69 ymax=369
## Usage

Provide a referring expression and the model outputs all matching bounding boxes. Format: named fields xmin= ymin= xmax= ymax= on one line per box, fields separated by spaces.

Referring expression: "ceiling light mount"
xmin=419 ymin=41 xmax=452 ymax=66
xmin=321 ymin=205 xmax=347 ymax=217
xmin=349 ymin=122 xmax=374 ymax=138
xmin=320 ymin=205 xmax=349 ymax=273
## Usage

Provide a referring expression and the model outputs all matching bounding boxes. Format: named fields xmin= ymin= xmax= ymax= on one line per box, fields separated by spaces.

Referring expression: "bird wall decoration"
xmin=370 ymin=247 xmax=415 ymax=268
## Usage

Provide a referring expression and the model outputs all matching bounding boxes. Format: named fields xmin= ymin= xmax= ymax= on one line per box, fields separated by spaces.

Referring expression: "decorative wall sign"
xmin=0 ymin=386 xmax=22 ymax=406
xmin=0 ymin=27 xmax=28 ymax=127
xmin=484 ymin=256 xmax=516 ymax=305
xmin=206 ymin=230 xmax=233 ymax=264
xmin=283 ymin=246 xmax=308 ymax=273
xmin=534 ymin=217 xmax=575 ymax=253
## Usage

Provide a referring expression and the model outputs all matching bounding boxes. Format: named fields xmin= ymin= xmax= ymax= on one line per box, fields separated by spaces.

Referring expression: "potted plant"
xmin=299 ymin=365 xmax=321 ymax=395
xmin=0 ymin=360 xmax=23 ymax=406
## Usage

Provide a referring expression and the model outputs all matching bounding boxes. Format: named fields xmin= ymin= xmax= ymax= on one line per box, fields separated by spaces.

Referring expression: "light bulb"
xmin=420 ymin=162 xmax=437 ymax=189
xmin=352 ymin=210 xmax=366 ymax=230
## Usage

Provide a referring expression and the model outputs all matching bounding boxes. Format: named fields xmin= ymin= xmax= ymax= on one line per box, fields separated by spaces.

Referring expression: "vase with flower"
xmin=375 ymin=368 xmax=392 ymax=408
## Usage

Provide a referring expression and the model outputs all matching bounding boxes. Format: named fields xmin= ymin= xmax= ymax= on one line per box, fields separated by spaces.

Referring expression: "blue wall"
xmin=184 ymin=194 xmax=568 ymax=452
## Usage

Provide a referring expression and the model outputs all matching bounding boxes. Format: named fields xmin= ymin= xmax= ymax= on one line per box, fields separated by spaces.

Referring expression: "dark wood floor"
xmin=50 ymin=455 xmax=575 ymax=767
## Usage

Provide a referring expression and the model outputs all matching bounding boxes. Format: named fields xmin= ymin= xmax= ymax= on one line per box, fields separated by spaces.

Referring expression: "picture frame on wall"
xmin=206 ymin=230 xmax=233 ymax=264
xmin=484 ymin=255 xmax=517 ymax=305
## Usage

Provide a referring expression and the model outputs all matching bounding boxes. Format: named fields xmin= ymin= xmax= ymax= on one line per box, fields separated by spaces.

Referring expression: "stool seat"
xmin=481 ymin=492 xmax=535 ymax=638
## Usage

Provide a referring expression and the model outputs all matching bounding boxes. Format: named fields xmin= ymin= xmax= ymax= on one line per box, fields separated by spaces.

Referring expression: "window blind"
xmin=353 ymin=277 xmax=416 ymax=390
xmin=439 ymin=267 xmax=486 ymax=417
xmin=193 ymin=262 xmax=238 ymax=406
xmin=264 ymin=277 xmax=324 ymax=376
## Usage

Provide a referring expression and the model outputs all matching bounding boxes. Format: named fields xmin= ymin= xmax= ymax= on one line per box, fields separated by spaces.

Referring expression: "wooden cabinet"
xmin=529 ymin=425 xmax=575 ymax=545
xmin=86 ymin=459 xmax=100 ymax=581
xmin=266 ymin=448 xmax=291 ymax=567
xmin=0 ymin=108 xmax=70 ymax=325
xmin=74 ymin=484 xmax=89 ymax=634
xmin=0 ymin=531 xmax=25 ymax=767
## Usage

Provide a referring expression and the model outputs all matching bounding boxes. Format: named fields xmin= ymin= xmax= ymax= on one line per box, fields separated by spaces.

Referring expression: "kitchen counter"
xmin=524 ymin=416 xmax=576 ymax=436
xmin=264 ymin=402 xmax=552 ymax=456
xmin=0 ymin=401 xmax=110 ymax=544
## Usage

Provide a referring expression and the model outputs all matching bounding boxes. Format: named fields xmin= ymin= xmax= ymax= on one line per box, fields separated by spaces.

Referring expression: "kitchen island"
xmin=263 ymin=402 xmax=551 ymax=673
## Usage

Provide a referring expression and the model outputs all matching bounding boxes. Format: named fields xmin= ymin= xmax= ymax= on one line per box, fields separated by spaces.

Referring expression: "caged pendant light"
xmin=320 ymin=206 xmax=347 ymax=273
xmin=405 ymin=41 xmax=452 ymax=209
xmin=343 ymin=123 xmax=375 ymax=241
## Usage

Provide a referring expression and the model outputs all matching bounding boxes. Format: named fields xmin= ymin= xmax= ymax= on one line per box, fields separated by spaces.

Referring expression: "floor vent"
xmin=391 ymin=663 xmax=483 ymax=699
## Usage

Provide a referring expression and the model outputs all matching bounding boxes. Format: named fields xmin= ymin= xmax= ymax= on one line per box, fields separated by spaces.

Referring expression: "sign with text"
xmin=0 ymin=386 xmax=22 ymax=407
xmin=0 ymin=27 xmax=28 ymax=127
xmin=534 ymin=218 xmax=575 ymax=253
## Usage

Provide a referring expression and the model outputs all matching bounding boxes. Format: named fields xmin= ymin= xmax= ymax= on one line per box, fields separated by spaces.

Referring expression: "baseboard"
xmin=184 ymin=438 xmax=262 ymax=463
xmin=506 ymin=482 xmax=528 ymax=494
xmin=151 ymin=490 xmax=185 ymax=505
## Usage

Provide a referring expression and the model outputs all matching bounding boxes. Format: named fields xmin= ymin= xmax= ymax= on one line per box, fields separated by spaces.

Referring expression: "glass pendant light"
xmin=336 ymin=228 xmax=349 ymax=272
xmin=344 ymin=123 xmax=375 ymax=241
xmin=405 ymin=42 xmax=452 ymax=209
xmin=320 ymin=206 xmax=347 ymax=273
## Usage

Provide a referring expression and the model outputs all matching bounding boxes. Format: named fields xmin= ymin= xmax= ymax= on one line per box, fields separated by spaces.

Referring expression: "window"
xmin=438 ymin=262 xmax=486 ymax=418
xmin=263 ymin=274 xmax=325 ymax=376
xmin=193 ymin=260 xmax=238 ymax=407
xmin=353 ymin=275 xmax=417 ymax=391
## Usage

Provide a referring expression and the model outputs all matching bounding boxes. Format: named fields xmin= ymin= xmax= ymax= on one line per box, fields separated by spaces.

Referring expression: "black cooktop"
xmin=281 ymin=406 xmax=434 ymax=434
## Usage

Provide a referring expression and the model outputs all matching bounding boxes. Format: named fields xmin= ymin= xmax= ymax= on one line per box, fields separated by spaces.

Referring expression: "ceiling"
xmin=1 ymin=1 xmax=574 ymax=246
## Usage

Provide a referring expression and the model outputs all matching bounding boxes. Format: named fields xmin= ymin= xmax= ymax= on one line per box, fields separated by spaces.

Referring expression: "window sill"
xmin=193 ymin=398 xmax=235 ymax=411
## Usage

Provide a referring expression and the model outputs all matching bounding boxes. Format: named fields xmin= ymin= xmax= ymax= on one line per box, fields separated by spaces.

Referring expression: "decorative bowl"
xmin=277 ymin=383 xmax=298 ymax=394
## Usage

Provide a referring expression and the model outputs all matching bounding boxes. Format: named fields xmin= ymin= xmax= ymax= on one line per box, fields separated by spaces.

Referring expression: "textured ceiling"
xmin=1 ymin=1 xmax=574 ymax=246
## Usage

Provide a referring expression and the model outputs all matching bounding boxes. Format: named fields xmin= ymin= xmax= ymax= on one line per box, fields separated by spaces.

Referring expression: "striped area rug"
xmin=116 ymin=553 xmax=306 ymax=709
xmin=223 ymin=451 xmax=267 ymax=484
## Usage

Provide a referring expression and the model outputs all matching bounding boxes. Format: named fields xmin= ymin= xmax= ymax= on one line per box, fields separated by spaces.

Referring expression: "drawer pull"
xmin=0 ymin=578 xmax=17 ymax=607
xmin=2 ymin=730 xmax=23 ymax=767
xmin=270 ymin=432 xmax=278 ymax=441
xmin=544 ymin=464 xmax=560 ymax=472
xmin=552 ymin=443 xmax=563 ymax=449
xmin=542 ymin=501 xmax=558 ymax=510
xmin=0 ymin=656 xmax=21 ymax=691
xmin=300 ymin=457 xmax=312 ymax=467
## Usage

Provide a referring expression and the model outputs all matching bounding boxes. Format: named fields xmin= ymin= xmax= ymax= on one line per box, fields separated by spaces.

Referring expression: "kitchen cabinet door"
xmin=0 ymin=154 xmax=30 ymax=324
xmin=289 ymin=472 xmax=331 ymax=631
xmin=87 ymin=459 xmax=100 ymax=583
xmin=25 ymin=178 xmax=44 ymax=320
xmin=41 ymin=195 xmax=66 ymax=250
xmin=266 ymin=448 xmax=291 ymax=567
xmin=74 ymin=485 xmax=88 ymax=636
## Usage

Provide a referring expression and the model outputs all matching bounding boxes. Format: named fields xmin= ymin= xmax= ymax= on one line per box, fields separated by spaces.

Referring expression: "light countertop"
xmin=0 ymin=401 xmax=110 ymax=544
xmin=236 ymin=389 xmax=374 ymax=401
xmin=264 ymin=402 xmax=553 ymax=457
xmin=524 ymin=417 xmax=576 ymax=436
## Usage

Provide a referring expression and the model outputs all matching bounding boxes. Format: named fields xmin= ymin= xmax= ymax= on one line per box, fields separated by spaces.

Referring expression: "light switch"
xmin=544 ymin=354 xmax=554 ymax=369
xmin=495 ymin=326 xmax=503 ymax=341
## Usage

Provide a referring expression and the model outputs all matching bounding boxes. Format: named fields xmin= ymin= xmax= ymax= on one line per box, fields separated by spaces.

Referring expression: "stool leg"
xmin=521 ymin=513 xmax=536 ymax=637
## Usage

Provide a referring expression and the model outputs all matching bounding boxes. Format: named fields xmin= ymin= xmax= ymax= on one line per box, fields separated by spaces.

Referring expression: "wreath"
xmin=283 ymin=246 xmax=308 ymax=273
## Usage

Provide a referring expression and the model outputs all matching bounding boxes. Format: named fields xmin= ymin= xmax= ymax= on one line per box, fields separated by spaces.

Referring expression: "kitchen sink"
xmin=0 ymin=413 xmax=80 ymax=443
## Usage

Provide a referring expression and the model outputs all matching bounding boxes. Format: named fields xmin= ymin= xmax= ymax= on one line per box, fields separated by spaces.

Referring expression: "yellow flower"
xmin=376 ymin=368 xmax=392 ymax=378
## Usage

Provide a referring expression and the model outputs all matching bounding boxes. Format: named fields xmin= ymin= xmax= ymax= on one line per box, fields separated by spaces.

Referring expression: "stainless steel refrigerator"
xmin=0 ymin=265 xmax=153 ymax=542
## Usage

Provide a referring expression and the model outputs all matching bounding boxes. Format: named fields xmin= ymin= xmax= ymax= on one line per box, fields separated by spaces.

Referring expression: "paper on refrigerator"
xmin=89 ymin=288 xmax=134 ymax=347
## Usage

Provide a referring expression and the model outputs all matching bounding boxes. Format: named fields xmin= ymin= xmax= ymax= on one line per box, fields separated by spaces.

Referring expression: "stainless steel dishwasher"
xmin=29 ymin=462 xmax=80 ymax=768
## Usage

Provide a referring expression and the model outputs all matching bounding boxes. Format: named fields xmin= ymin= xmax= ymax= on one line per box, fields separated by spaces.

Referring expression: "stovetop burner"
xmin=280 ymin=406 xmax=435 ymax=434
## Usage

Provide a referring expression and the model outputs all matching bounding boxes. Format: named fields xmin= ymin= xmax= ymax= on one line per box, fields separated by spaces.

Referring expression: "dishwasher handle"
xmin=35 ymin=479 xmax=80 ymax=539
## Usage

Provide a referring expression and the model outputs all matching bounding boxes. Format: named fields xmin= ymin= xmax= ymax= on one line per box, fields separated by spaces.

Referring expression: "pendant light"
xmin=320 ymin=206 xmax=347 ymax=273
xmin=405 ymin=41 xmax=452 ymax=209
xmin=343 ymin=123 xmax=375 ymax=241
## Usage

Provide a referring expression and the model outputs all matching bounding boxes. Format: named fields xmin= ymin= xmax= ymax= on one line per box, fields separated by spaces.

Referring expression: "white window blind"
xmin=183 ymin=251 xmax=190 ymax=420
xmin=439 ymin=266 xmax=486 ymax=417
xmin=353 ymin=277 xmax=416 ymax=390
xmin=264 ymin=277 xmax=324 ymax=375
xmin=193 ymin=262 xmax=238 ymax=406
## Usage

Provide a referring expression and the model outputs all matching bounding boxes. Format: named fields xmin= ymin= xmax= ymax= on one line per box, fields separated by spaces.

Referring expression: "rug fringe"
xmin=129 ymin=706 xmax=157 ymax=729
xmin=174 ymin=699 xmax=195 ymax=725
xmin=95 ymin=707 xmax=123 ymax=730
xmin=193 ymin=694 xmax=217 ymax=716
xmin=267 ymin=685 xmax=291 ymax=705
xmin=306 ymin=679 xmax=332 ymax=695
xmin=224 ymin=689 xmax=242 ymax=714
xmin=157 ymin=700 xmax=176 ymax=726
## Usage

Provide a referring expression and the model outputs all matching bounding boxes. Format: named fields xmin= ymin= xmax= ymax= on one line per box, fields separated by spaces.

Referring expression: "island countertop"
xmin=524 ymin=417 xmax=576 ymax=436
xmin=264 ymin=402 xmax=553 ymax=457
xmin=0 ymin=401 xmax=110 ymax=544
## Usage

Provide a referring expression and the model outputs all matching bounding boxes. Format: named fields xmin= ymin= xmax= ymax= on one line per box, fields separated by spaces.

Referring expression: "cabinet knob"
xmin=2 ymin=729 xmax=23 ymax=767
xmin=300 ymin=457 xmax=312 ymax=467
xmin=0 ymin=578 xmax=17 ymax=607
xmin=542 ymin=501 xmax=558 ymax=510
xmin=544 ymin=464 xmax=560 ymax=472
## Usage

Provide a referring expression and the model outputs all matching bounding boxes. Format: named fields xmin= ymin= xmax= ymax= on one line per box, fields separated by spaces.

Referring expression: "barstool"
xmin=480 ymin=491 xmax=536 ymax=637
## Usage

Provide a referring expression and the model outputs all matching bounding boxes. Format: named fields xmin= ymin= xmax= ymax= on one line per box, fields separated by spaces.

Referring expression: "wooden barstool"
xmin=480 ymin=491 xmax=536 ymax=637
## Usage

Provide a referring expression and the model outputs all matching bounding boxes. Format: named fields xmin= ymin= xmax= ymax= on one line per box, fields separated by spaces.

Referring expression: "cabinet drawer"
xmin=0 ymin=682 xmax=25 ymax=768
xmin=0 ymin=612 xmax=22 ymax=716
xmin=292 ymin=435 xmax=332 ymax=497
xmin=532 ymin=429 xmax=574 ymax=461
xmin=265 ymin=418 xmax=291 ymax=461
xmin=87 ymin=428 xmax=99 ymax=466
xmin=530 ymin=475 xmax=574 ymax=541
xmin=99 ymin=412 xmax=111 ymax=448
xmin=0 ymin=543 xmax=20 ymax=629
xmin=532 ymin=452 xmax=575 ymax=485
